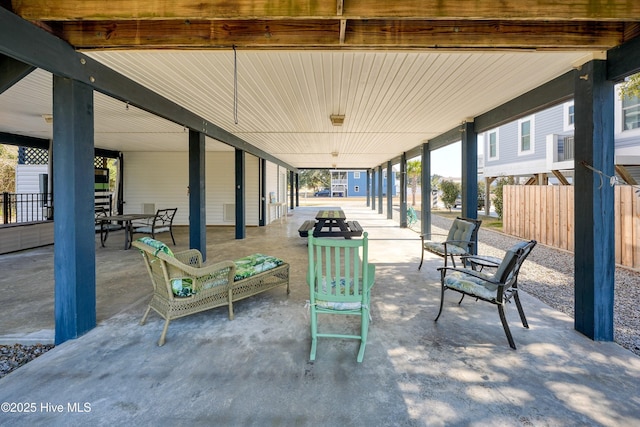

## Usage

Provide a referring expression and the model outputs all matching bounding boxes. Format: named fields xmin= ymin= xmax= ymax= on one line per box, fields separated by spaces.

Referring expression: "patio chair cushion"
xmin=446 ymin=218 xmax=475 ymax=249
xmin=423 ymin=241 xmax=469 ymax=256
xmin=233 ymin=253 xmax=285 ymax=281
xmin=492 ymin=241 xmax=530 ymax=283
xmin=443 ymin=270 xmax=499 ymax=302
xmin=136 ymin=237 xmax=174 ymax=257
xmin=171 ymin=277 xmax=195 ymax=297
xmin=315 ymin=276 xmax=361 ymax=310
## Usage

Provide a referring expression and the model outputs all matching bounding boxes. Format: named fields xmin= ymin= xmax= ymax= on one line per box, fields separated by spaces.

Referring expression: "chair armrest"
xmin=460 ymin=255 xmax=501 ymax=269
xmin=420 ymin=233 xmax=448 ymax=241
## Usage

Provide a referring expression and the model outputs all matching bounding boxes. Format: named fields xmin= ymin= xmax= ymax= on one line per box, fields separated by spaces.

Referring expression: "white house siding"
xmin=15 ymin=164 xmax=48 ymax=193
xmin=483 ymin=99 xmax=640 ymax=181
xmin=124 ymin=151 xmax=265 ymax=226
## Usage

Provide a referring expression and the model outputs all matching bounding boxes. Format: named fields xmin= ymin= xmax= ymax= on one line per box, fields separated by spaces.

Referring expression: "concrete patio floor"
xmin=1 ymin=200 xmax=639 ymax=426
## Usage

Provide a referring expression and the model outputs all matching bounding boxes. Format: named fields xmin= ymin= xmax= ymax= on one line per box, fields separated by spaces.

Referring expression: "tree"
xmin=406 ymin=160 xmax=421 ymax=206
xmin=619 ymin=72 xmax=640 ymax=100
xmin=0 ymin=144 xmax=18 ymax=193
xmin=439 ymin=180 xmax=460 ymax=211
xmin=299 ymin=169 xmax=330 ymax=193
xmin=493 ymin=176 xmax=516 ymax=219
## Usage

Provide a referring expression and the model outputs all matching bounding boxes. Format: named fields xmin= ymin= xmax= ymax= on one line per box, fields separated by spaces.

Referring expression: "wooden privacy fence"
xmin=503 ymin=185 xmax=640 ymax=269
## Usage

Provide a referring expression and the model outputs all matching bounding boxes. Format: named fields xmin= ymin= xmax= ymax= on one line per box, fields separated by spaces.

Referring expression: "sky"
xmin=409 ymin=135 xmax=485 ymax=179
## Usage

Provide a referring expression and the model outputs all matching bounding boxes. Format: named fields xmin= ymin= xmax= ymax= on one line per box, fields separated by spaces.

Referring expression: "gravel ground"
xmin=1 ymin=215 xmax=638 ymax=378
xmin=0 ymin=344 xmax=54 ymax=379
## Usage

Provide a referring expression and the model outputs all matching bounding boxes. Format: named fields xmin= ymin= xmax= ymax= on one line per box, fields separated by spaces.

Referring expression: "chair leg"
xmin=418 ymin=247 xmax=425 ymax=270
xmin=139 ymin=306 xmax=151 ymax=325
xmin=498 ymin=304 xmax=517 ymax=349
xmin=458 ymin=294 xmax=465 ymax=305
xmin=357 ymin=309 xmax=370 ymax=363
xmin=310 ymin=307 xmax=318 ymax=361
xmin=434 ymin=282 xmax=446 ymax=322
xmin=169 ymin=228 xmax=176 ymax=245
xmin=158 ymin=318 xmax=171 ymax=346
xmin=513 ymin=288 xmax=529 ymax=328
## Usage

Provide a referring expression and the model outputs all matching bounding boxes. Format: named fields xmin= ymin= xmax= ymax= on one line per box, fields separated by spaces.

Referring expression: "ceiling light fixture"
xmin=42 ymin=114 xmax=53 ymax=124
xmin=331 ymin=151 xmax=339 ymax=157
xmin=330 ymin=114 xmax=345 ymax=126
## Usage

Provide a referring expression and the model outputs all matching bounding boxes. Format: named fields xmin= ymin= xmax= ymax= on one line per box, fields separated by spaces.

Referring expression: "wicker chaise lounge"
xmin=132 ymin=237 xmax=290 ymax=345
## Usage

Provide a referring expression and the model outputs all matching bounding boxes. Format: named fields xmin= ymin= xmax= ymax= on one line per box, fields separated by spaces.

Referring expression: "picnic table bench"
xmin=298 ymin=209 xmax=363 ymax=239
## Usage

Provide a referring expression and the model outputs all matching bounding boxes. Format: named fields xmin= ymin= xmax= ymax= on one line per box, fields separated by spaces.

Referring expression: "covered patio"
xmin=1 ymin=201 xmax=639 ymax=425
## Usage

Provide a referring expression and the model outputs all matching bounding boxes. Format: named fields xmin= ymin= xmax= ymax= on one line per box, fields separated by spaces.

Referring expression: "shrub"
xmin=493 ymin=176 xmax=515 ymax=219
xmin=439 ymin=180 xmax=460 ymax=211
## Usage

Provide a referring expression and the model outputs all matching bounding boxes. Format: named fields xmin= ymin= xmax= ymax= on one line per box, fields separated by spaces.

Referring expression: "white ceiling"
xmin=1 ymin=49 xmax=590 ymax=169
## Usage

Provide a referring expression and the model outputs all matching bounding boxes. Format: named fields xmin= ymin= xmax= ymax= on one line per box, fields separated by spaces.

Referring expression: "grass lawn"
xmin=432 ymin=210 xmax=503 ymax=231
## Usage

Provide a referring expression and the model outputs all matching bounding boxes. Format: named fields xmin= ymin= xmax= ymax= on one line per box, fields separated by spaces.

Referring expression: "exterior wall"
xmin=348 ymin=171 xmax=367 ymax=196
xmin=124 ymin=151 xmax=269 ymax=226
xmin=482 ymin=98 xmax=640 ymax=180
xmin=15 ymin=164 xmax=48 ymax=193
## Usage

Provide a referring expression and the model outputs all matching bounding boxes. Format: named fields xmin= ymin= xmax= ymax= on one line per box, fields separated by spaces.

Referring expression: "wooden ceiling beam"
xmin=13 ymin=0 xmax=640 ymax=21
xmin=52 ymin=19 xmax=628 ymax=50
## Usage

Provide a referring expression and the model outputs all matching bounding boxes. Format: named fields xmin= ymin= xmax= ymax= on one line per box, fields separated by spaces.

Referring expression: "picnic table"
xmin=298 ymin=209 xmax=363 ymax=239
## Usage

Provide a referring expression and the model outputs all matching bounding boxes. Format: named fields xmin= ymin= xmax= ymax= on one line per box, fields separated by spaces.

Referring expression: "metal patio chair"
xmin=435 ymin=239 xmax=537 ymax=349
xmin=419 ymin=217 xmax=481 ymax=270
xmin=133 ymin=208 xmax=177 ymax=245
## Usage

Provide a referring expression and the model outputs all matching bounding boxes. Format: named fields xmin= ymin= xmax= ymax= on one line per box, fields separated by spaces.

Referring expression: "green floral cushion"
xmin=315 ymin=277 xmax=361 ymax=310
xmin=136 ymin=237 xmax=174 ymax=257
xmin=171 ymin=277 xmax=194 ymax=297
xmin=233 ymin=253 xmax=284 ymax=281
xmin=443 ymin=270 xmax=498 ymax=302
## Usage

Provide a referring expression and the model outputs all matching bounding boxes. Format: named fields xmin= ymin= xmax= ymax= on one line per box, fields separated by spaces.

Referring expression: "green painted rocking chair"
xmin=307 ymin=232 xmax=376 ymax=362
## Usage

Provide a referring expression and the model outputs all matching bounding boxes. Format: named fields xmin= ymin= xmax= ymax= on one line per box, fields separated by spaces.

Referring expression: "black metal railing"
xmin=1 ymin=192 xmax=53 ymax=225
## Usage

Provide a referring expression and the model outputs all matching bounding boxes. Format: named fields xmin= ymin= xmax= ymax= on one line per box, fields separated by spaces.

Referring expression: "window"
xmin=622 ymin=95 xmax=640 ymax=131
xmin=518 ymin=116 xmax=535 ymax=155
xmin=488 ymin=130 xmax=498 ymax=159
xmin=564 ymin=102 xmax=575 ymax=131
xmin=353 ymin=171 xmax=360 ymax=179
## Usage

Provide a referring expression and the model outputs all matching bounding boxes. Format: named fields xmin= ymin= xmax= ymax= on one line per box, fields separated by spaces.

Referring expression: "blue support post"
xmin=421 ymin=143 xmax=432 ymax=239
xmin=189 ymin=130 xmax=206 ymax=259
xmin=289 ymin=170 xmax=294 ymax=210
xmin=259 ymin=158 xmax=266 ymax=226
xmin=574 ymin=60 xmax=615 ymax=341
xmin=235 ymin=149 xmax=245 ymax=239
xmin=52 ymin=76 xmax=96 ymax=345
xmin=371 ymin=169 xmax=376 ymax=210
xmin=461 ymin=121 xmax=478 ymax=221
xmin=377 ymin=165 xmax=383 ymax=214
xmin=400 ymin=153 xmax=407 ymax=227
xmin=387 ymin=161 xmax=393 ymax=219
xmin=366 ymin=169 xmax=371 ymax=207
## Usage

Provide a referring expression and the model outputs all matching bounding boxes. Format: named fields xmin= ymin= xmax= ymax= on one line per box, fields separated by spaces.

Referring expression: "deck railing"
xmin=1 ymin=192 xmax=53 ymax=224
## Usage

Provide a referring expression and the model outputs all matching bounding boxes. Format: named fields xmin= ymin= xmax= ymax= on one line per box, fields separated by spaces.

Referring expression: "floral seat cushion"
xmin=423 ymin=241 xmax=468 ymax=256
xmin=443 ymin=270 xmax=499 ymax=302
xmin=315 ymin=277 xmax=362 ymax=310
xmin=136 ymin=237 xmax=174 ymax=257
xmin=233 ymin=253 xmax=284 ymax=281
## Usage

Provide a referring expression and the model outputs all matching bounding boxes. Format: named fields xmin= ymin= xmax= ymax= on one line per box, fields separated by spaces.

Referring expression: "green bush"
xmin=439 ymin=180 xmax=460 ymax=211
xmin=493 ymin=176 xmax=515 ymax=219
